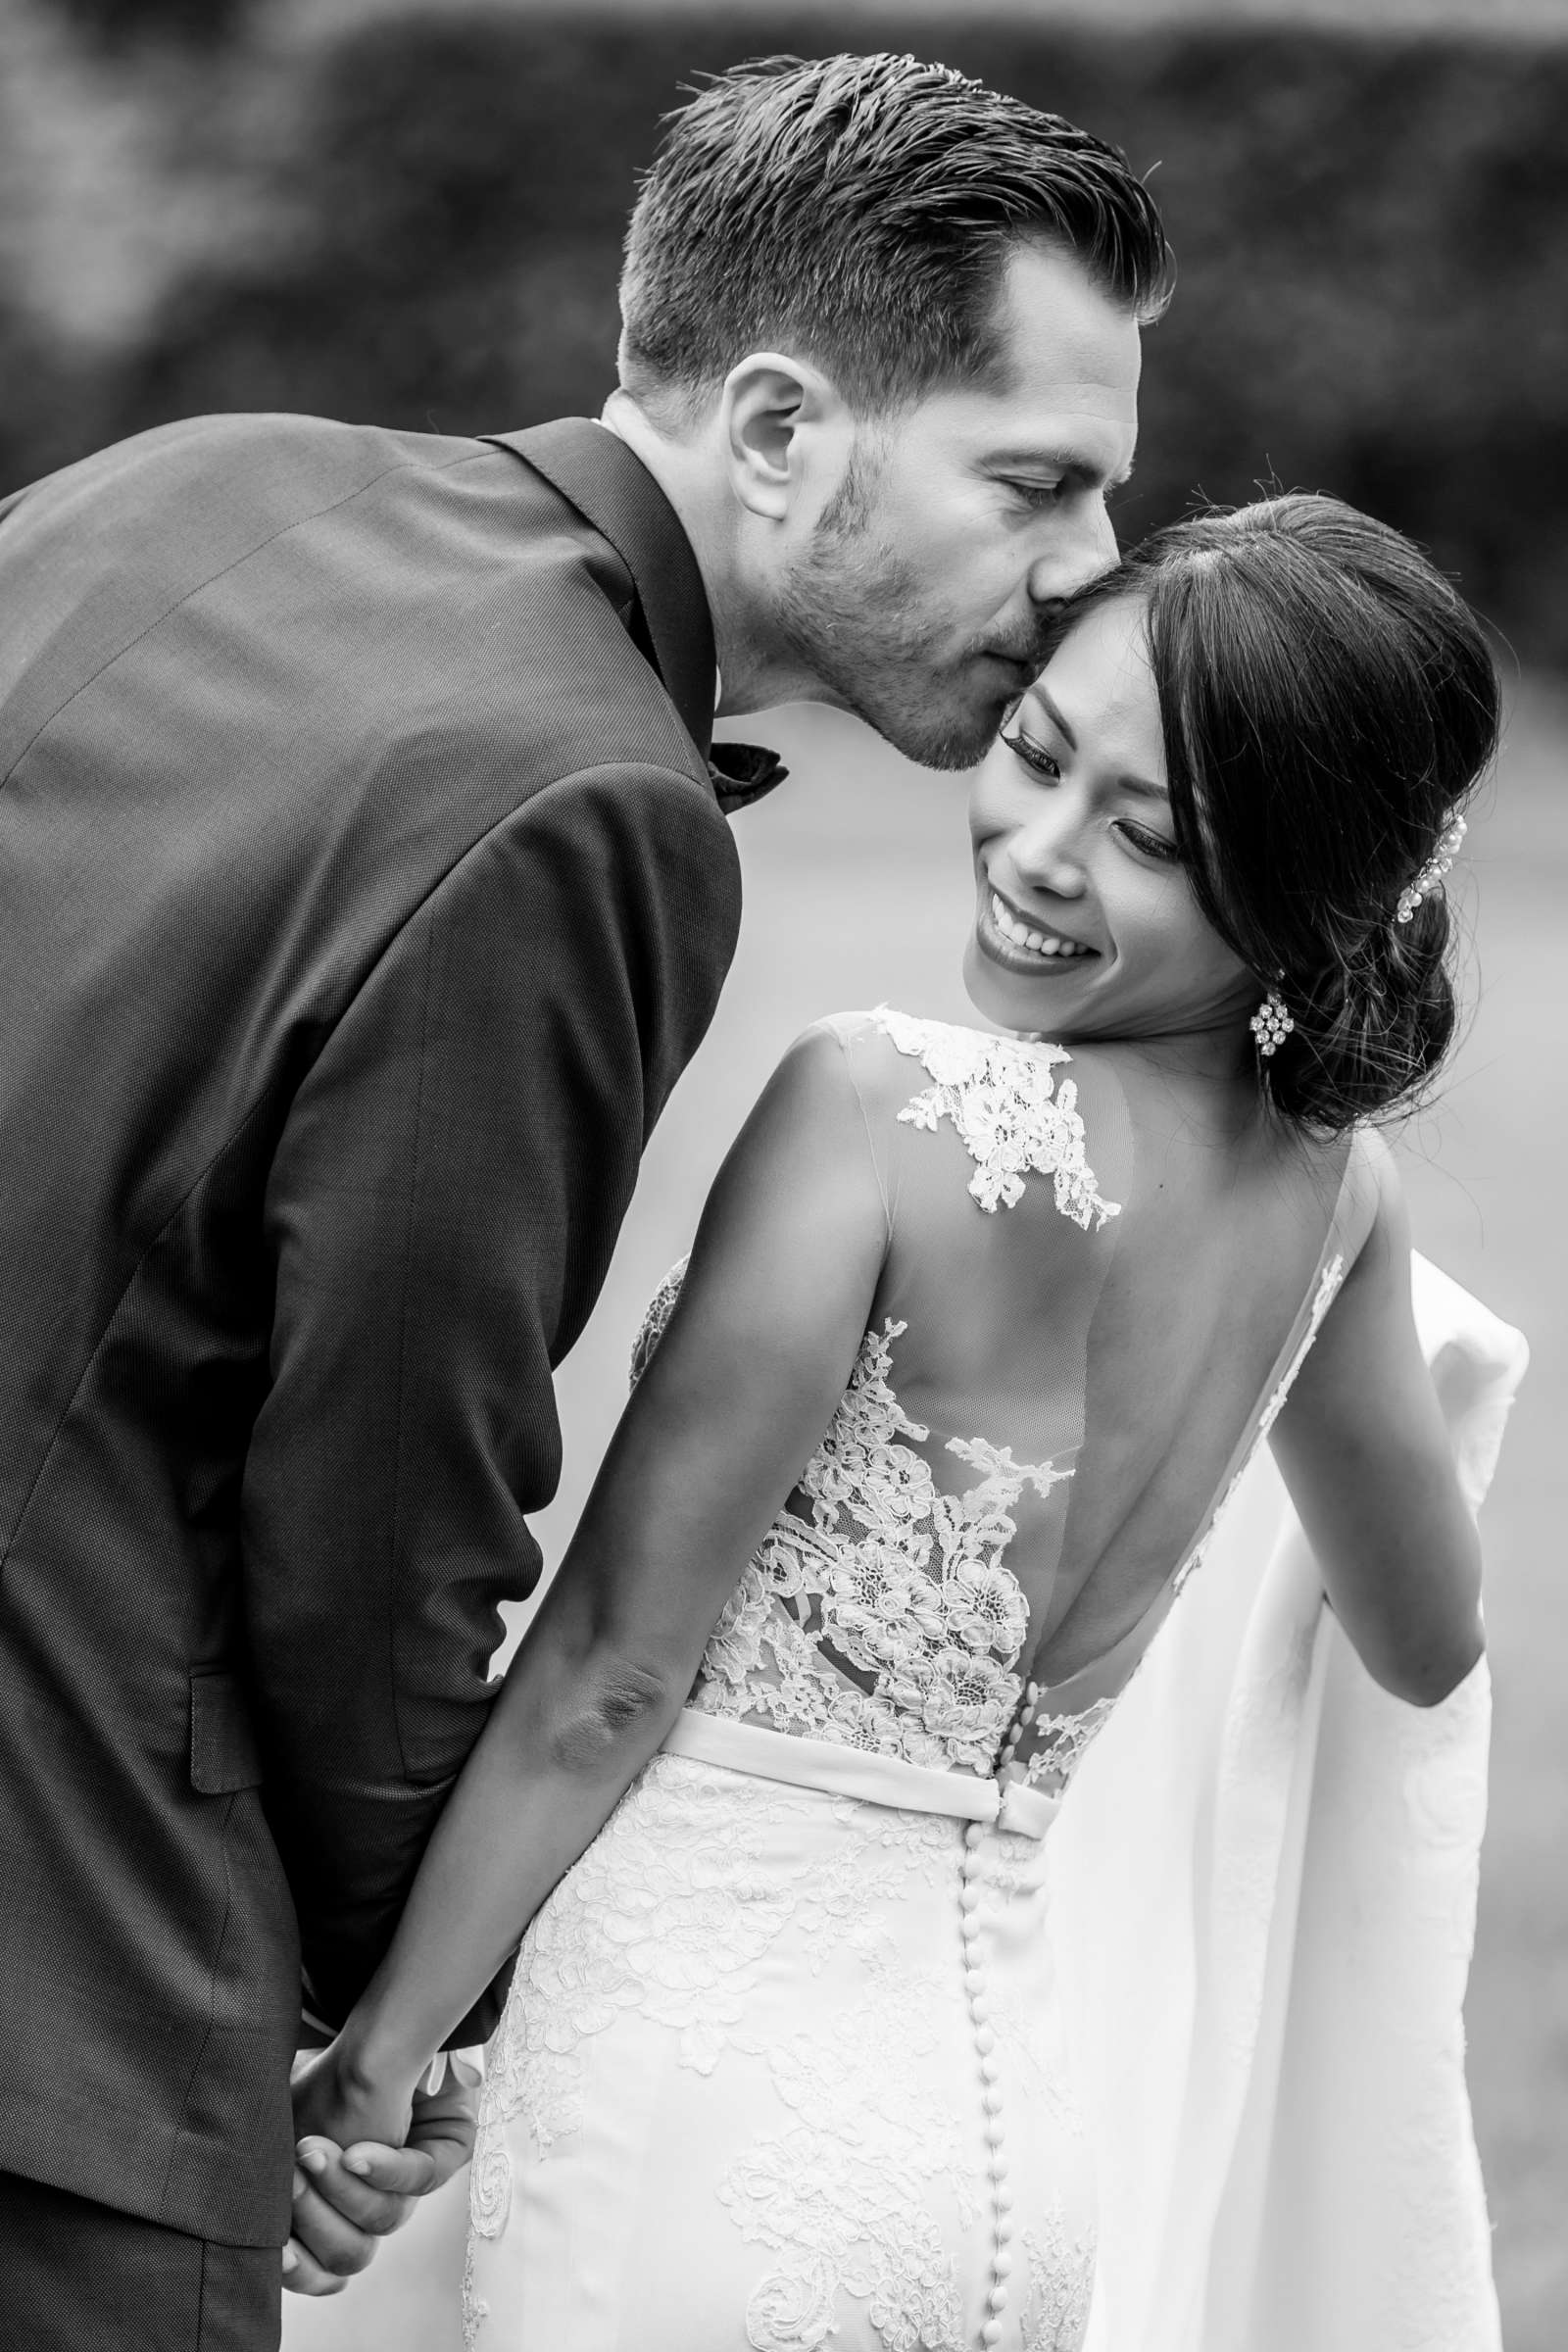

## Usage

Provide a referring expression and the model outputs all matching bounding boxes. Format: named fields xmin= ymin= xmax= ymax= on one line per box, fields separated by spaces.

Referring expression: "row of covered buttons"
xmin=962 ymin=1679 xmax=1046 ymax=2344
xmin=961 ymin=1813 xmax=1012 ymax=2347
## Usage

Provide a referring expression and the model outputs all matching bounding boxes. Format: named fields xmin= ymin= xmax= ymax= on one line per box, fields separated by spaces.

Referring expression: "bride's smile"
xmin=978 ymin=879 xmax=1099 ymax=965
xmin=964 ymin=597 xmax=1255 ymax=1053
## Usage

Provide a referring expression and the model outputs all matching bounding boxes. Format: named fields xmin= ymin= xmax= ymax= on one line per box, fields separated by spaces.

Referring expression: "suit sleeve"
xmin=239 ymin=761 xmax=740 ymax=2034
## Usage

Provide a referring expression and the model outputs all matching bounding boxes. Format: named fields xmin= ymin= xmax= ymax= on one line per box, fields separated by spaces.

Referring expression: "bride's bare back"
xmin=857 ymin=1010 xmax=1359 ymax=1665
xmin=648 ymin=1009 xmax=1364 ymax=1799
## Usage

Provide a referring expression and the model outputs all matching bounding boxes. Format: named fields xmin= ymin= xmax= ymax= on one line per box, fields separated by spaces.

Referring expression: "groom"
xmin=0 ymin=50 xmax=1163 ymax=2345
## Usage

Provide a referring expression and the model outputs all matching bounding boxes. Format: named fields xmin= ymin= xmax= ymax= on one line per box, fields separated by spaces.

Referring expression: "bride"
xmin=290 ymin=491 xmax=1509 ymax=2351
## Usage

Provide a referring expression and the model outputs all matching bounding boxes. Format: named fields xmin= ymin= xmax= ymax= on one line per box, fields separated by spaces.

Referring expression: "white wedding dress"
xmin=458 ymin=1011 xmax=1379 ymax=2352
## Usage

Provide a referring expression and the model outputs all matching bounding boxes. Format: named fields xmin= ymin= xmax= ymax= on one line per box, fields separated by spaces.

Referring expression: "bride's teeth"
xmin=989 ymin=887 xmax=1091 ymax=959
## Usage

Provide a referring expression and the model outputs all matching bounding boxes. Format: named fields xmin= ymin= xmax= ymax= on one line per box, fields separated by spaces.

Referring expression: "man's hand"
xmin=283 ymin=2052 xmax=481 ymax=2296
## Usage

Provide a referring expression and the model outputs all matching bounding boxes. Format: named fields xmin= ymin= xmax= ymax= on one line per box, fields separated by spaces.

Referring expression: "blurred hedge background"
xmin=2 ymin=0 xmax=1566 ymax=662
xmin=1 ymin=3 xmax=1561 ymax=2348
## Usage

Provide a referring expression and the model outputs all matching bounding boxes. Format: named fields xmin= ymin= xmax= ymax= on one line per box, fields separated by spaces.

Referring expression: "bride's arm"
xmin=294 ymin=1022 xmax=889 ymax=2146
xmin=1268 ymin=1133 xmax=1485 ymax=1707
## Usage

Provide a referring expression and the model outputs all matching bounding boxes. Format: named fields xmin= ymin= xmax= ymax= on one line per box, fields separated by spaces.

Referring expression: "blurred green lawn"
xmin=286 ymin=674 xmax=1566 ymax=2352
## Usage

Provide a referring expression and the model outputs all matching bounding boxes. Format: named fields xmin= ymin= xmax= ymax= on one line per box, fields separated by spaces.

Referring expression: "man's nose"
xmin=1026 ymin=498 xmax=1118 ymax=608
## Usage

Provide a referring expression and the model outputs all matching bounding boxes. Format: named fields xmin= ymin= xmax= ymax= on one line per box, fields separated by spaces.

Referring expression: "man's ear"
xmin=718 ymin=353 xmax=853 ymax=524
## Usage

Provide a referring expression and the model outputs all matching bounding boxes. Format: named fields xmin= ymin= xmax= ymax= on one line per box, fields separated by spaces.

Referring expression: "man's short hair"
xmin=619 ymin=51 xmax=1174 ymax=422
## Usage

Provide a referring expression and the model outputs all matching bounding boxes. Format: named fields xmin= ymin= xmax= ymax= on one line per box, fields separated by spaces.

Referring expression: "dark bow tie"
xmin=708 ymin=741 xmax=789 ymax=816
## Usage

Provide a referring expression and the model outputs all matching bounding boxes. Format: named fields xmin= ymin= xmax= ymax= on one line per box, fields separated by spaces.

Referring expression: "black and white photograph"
xmin=0 ymin=1 xmax=1561 ymax=2347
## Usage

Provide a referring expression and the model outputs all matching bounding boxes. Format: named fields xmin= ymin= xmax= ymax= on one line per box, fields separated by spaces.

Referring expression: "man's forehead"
xmin=882 ymin=243 xmax=1141 ymax=469
xmin=988 ymin=240 xmax=1144 ymax=416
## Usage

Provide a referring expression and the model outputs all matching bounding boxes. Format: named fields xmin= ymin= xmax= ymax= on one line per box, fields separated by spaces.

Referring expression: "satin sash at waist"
xmin=660 ymin=1706 xmax=1060 ymax=1840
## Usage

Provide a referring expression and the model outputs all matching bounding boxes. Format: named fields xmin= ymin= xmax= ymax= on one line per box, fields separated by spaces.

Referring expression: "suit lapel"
xmin=486 ymin=418 xmax=716 ymax=757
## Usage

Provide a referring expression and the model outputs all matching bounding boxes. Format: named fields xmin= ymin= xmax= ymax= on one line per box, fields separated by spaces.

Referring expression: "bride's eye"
xmin=1001 ymin=728 xmax=1061 ymax=781
xmin=1115 ymin=818 xmax=1182 ymax=865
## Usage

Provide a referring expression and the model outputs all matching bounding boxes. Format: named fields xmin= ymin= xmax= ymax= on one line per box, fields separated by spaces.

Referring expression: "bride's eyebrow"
xmin=1035 ymin=687 xmax=1169 ymax=802
xmin=1033 ymin=686 xmax=1077 ymax=746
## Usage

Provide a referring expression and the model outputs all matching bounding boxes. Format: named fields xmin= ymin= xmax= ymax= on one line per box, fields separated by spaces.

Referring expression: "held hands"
xmin=285 ymin=2043 xmax=481 ymax=2296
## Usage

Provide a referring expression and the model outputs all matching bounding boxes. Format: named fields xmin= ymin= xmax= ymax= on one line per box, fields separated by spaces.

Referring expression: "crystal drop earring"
xmin=1250 ymin=984 xmax=1295 ymax=1058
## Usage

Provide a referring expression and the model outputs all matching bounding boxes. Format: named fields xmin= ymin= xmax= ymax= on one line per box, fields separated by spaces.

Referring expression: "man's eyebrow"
xmin=987 ymin=451 xmax=1137 ymax=490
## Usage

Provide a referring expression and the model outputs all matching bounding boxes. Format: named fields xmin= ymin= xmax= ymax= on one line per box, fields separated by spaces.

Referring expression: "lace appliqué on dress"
xmin=719 ymin=1946 xmax=973 ymax=2352
xmin=689 ymin=1315 xmax=1065 ymax=1775
xmin=629 ymin=1251 xmax=689 ymax=1385
xmin=1020 ymin=2213 xmax=1097 ymax=2351
xmin=1020 ymin=1697 xmax=1120 ymax=1798
xmin=872 ymin=1005 xmax=1120 ymax=1230
xmin=1257 ymin=1253 xmax=1348 ymax=1437
xmin=462 ymin=1757 xmax=948 ymax=2348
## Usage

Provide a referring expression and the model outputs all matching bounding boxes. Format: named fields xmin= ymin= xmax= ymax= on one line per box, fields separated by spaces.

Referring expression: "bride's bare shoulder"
xmin=792 ymin=1006 xmax=1030 ymax=1150
xmin=736 ymin=1014 xmax=902 ymax=1164
xmin=784 ymin=1005 xmax=933 ymax=1113
xmin=1338 ymin=1122 xmax=1406 ymax=1272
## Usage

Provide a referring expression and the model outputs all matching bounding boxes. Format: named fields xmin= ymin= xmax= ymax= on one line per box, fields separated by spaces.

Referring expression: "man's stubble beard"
xmin=772 ymin=463 xmax=1014 ymax=772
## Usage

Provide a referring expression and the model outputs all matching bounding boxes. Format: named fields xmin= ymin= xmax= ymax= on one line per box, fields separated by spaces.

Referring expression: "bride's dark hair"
xmin=1056 ymin=494 xmax=1500 ymax=1133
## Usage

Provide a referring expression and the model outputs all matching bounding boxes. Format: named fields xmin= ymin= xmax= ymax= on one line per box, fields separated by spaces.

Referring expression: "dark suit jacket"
xmin=0 ymin=412 xmax=774 ymax=2245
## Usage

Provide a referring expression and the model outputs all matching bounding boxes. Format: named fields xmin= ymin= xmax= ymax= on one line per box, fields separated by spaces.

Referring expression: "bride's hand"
xmin=291 ymin=2035 xmax=418 ymax=2156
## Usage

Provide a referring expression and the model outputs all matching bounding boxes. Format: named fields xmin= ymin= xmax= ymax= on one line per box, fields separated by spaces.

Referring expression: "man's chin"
xmin=851 ymin=688 xmax=1004 ymax=773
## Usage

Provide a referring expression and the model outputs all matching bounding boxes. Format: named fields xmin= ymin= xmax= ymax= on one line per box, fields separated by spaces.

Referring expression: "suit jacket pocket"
xmin=189 ymin=1668 xmax=264 ymax=1794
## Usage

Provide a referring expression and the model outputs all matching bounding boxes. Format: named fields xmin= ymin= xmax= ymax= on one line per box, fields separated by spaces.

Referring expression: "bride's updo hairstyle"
xmin=1059 ymin=495 xmax=1500 ymax=1132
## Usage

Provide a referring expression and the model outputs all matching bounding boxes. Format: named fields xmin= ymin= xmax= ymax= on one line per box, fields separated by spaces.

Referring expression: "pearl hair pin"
xmin=1396 ymin=815 xmax=1466 ymax=925
xmin=1250 ymin=814 xmax=1467 ymax=1067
